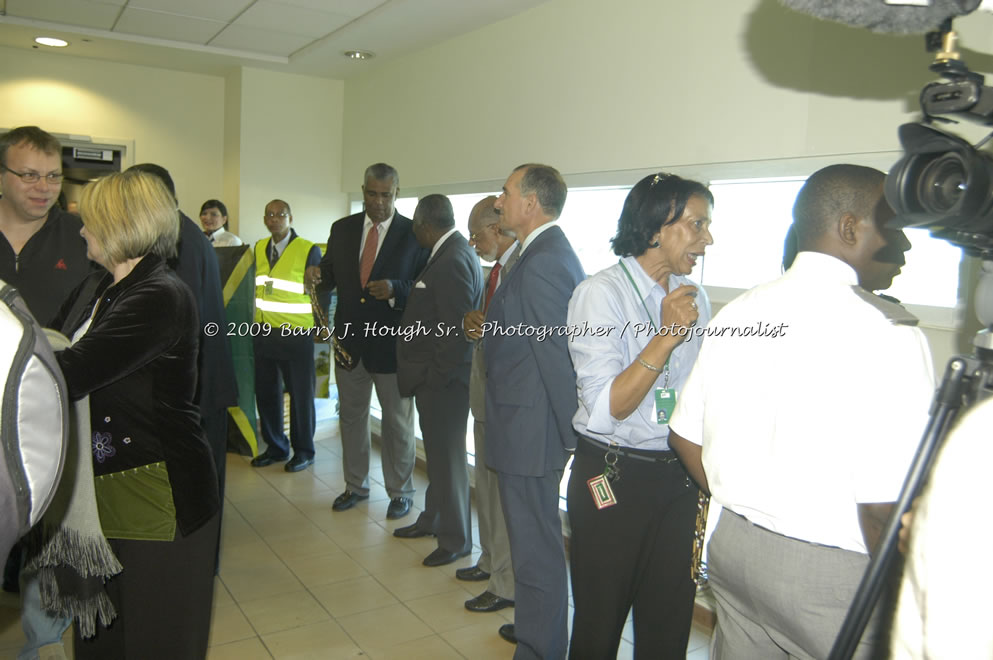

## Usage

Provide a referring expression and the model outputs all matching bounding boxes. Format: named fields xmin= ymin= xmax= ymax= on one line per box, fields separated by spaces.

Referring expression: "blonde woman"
xmin=56 ymin=170 xmax=219 ymax=659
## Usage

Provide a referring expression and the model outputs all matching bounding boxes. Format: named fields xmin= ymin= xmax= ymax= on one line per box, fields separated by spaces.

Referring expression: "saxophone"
xmin=691 ymin=491 xmax=710 ymax=586
xmin=309 ymin=286 xmax=356 ymax=371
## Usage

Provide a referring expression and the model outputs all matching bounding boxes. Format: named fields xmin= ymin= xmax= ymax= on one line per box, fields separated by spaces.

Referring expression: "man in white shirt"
xmin=669 ymin=164 xmax=935 ymax=659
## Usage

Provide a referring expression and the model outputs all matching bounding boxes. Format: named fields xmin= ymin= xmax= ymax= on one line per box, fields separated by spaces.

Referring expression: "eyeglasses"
xmin=1 ymin=165 xmax=63 ymax=185
xmin=264 ymin=211 xmax=289 ymax=219
xmin=469 ymin=223 xmax=499 ymax=243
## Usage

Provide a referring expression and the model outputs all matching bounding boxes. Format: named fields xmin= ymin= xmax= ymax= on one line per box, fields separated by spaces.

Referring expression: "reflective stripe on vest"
xmin=254 ymin=237 xmax=315 ymax=330
xmin=254 ymin=275 xmax=305 ymax=295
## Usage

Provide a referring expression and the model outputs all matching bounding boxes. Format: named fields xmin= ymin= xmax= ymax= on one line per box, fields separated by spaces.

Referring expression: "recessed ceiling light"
xmin=343 ymin=50 xmax=374 ymax=60
xmin=35 ymin=37 xmax=68 ymax=48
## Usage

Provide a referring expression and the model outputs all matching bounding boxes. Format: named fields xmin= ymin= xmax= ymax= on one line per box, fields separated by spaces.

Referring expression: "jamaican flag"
xmin=215 ymin=245 xmax=258 ymax=456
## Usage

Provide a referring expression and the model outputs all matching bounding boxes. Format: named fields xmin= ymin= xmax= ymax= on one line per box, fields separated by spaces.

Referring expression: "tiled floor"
xmin=0 ymin=416 xmax=713 ymax=659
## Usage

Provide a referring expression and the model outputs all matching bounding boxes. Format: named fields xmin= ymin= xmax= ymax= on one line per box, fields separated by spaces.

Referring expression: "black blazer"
xmin=317 ymin=212 xmax=429 ymax=373
xmin=57 ymin=255 xmax=220 ymax=536
xmin=396 ymin=231 xmax=483 ymax=397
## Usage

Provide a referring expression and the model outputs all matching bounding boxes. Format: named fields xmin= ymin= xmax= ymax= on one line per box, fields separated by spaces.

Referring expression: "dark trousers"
xmin=200 ymin=410 xmax=228 ymax=571
xmin=73 ymin=514 xmax=220 ymax=660
xmin=567 ymin=439 xmax=698 ymax=660
xmin=254 ymin=334 xmax=315 ymax=458
xmin=499 ymin=470 xmax=569 ymax=660
xmin=413 ymin=380 xmax=472 ymax=554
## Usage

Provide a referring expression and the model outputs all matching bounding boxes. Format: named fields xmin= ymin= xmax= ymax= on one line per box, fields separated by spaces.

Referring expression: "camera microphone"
xmin=780 ymin=0 xmax=981 ymax=34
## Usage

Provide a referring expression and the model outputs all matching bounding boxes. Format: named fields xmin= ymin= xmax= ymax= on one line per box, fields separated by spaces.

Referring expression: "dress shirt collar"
xmin=497 ymin=240 xmax=519 ymax=268
xmin=519 ymin=221 xmax=557 ymax=255
xmin=206 ymin=227 xmax=226 ymax=242
xmin=429 ymin=227 xmax=459 ymax=262
xmin=270 ymin=228 xmax=295 ymax=259
xmin=789 ymin=251 xmax=859 ymax=286
xmin=363 ymin=212 xmax=394 ymax=235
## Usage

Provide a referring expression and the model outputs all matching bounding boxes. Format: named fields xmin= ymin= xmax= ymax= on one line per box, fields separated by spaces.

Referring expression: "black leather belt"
xmin=579 ymin=434 xmax=680 ymax=465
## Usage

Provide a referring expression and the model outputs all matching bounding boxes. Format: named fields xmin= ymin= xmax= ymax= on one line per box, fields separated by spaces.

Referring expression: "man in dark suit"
xmin=127 ymin=164 xmax=238 ymax=499
xmin=485 ymin=164 xmax=586 ymax=658
xmin=394 ymin=194 xmax=483 ymax=566
xmin=308 ymin=163 xmax=429 ymax=520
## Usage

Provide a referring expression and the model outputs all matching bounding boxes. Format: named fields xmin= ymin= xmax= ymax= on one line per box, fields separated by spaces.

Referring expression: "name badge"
xmin=264 ymin=280 xmax=274 ymax=296
xmin=655 ymin=387 xmax=676 ymax=425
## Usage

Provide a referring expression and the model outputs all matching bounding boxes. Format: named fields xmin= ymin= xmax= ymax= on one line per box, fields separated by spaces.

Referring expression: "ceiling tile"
xmin=114 ymin=8 xmax=227 ymax=45
xmin=126 ymin=0 xmax=255 ymax=23
xmin=5 ymin=0 xmax=123 ymax=30
xmin=209 ymin=24 xmax=312 ymax=57
xmin=234 ymin=1 xmax=353 ymax=38
xmin=274 ymin=0 xmax=387 ymax=18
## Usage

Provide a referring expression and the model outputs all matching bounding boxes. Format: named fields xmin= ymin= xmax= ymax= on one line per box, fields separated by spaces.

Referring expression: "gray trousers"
xmin=499 ymin=470 xmax=568 ymax=660
xmin=472 ymin=419 xmax=515 ymax=600
xmin=335 ymin=362 xmax=415 ymax=498
xmin=708 ymin=509 xmax=880 ymax=660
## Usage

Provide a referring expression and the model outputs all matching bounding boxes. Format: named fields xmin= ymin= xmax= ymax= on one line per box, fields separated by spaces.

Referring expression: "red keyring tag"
xmin=587 ymin=474 xmax=617 ymax=510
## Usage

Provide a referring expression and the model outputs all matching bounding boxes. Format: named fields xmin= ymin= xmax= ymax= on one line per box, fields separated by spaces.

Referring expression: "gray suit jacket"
xmin=396 ymin=232 xmax=483 ymax=397
xmin=469 ymin=245 xmax=520 ymax=422
xmin=483 ymin=225 xmax=586 ymax=476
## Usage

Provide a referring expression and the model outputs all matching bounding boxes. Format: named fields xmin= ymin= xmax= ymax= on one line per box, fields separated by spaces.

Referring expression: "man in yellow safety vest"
xmin=252 ymin=199 xmax=323 ymax=473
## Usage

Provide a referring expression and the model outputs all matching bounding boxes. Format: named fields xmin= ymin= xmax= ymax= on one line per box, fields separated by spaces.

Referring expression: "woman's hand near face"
xmin=661 ymin=284 xmax=699 ymax=331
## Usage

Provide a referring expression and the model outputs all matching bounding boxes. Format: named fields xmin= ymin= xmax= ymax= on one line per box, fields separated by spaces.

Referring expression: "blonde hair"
xmin=80 ymin=170 xmax=179 ymax=266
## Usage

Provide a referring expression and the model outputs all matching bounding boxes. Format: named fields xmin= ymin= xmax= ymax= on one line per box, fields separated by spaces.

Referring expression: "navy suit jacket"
xmin=483 ymin=225 xmax=586 ymax=477
xmin=396 ymin=232 xmax=483 ymax=397
xmin=317 ymin=212 xmax=429 ymax=374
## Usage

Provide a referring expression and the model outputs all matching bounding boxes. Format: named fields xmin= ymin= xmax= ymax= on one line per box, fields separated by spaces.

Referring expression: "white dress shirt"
xmin=358 ymin=213 xmax=394 ymax=261
xmin=670 ymin=251 xmax=935 ymax=553
xmin=568 ymin=255 xmax=711 ymax=451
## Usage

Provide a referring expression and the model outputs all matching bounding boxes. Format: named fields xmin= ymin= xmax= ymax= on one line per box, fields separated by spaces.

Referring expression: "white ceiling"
xmin=0 ymin=0 xmax=548 ymax=79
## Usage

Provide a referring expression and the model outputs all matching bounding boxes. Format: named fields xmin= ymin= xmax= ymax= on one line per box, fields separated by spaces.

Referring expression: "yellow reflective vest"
xmin=254 ymin=237 xmax=315 ymax=331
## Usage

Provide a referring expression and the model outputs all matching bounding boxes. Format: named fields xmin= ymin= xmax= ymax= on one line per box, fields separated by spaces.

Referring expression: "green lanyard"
xmin=618 ymin=259 xmax=670 ymax=388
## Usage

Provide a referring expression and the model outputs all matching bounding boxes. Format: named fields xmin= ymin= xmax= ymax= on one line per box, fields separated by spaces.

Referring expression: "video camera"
xmin=886 ymin=23 xmax=993 ymax=257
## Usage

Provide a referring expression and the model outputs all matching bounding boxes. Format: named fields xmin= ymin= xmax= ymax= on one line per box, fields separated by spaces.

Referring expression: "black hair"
xmin=200 ymin=199 xmax=229 ymax=230
xmin=414 ymin=194 xmax=455 ymax=231
xmin=128 ymin=163 xmax=176 ymax=201
xmin=792 ymin=164 xmax=884 ymax=249
xmin=611 ymin=173 xmax=713 ymax=257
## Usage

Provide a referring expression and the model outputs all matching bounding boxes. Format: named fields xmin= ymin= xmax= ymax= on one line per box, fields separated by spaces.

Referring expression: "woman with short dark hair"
xmin=565 ymin=172 xmax=714 ymax=658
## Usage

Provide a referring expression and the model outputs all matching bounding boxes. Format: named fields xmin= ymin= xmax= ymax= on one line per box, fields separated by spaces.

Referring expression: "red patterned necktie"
xmin=484 ymin=262 xmax=501 ymax=312
xmin=359 ymin=223 xmax=379 ymax=288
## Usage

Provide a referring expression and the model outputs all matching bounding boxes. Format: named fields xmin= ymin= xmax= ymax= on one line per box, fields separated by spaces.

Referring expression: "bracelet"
xmin=637 ymin=357 xmax=664 ymax=373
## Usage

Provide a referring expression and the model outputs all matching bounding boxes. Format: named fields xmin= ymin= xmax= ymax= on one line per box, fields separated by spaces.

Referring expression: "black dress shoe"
xmin=386 ymin=496 xmax=412 ymax=520
xmin=498 ymin=623 xmax=517 ymax=644
xmin=455 ymin=565 xmax=490 ymax=582
xmin=393 ymin=523 xmax=434 ymax=539
xmin=422 ymin=547 xmax=470 ymax=567
xmin=465 ymin=591 xmax=514 ymax=612
xmin=284 ymin=455 xmax=314 ymax=472
xmin=250 ymin=450 xmax=289 ymax=468
xmin=332 ymin=490 xmax=369 ymax=512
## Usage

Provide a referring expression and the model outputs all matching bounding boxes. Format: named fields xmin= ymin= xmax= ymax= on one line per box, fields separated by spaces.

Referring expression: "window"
xmin=351 ymin=173 xmax=964 ymax=509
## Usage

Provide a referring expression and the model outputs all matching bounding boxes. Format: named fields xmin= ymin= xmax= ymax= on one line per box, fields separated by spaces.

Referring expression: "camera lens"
xmin=916 ymin=153 xmax=967 ymax=215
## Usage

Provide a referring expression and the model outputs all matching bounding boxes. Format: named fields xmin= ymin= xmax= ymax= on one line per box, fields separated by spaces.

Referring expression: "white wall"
xmin=340 ymin=0 xmax=993 ymax=371
xmin=235 ymin=67 xmax=347 ymax=249
xmin=340 ymin=0 xmax=993 ymax=189
xmin=0 ymin=45 xmax=225 ymax=215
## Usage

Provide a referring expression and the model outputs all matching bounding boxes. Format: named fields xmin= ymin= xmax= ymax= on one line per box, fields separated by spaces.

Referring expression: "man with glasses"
xmin=0 ymin=126 xmax=92 ymax=326
xmin=459 ymin=196 xmax=519 ymax=613
xmin=1 ymin=126 xmax=93 ymax=660
xmin=253 ymin=199 xmax=323 ymax=473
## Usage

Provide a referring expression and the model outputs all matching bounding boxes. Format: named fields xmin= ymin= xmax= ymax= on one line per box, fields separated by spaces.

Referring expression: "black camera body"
xmin=886 ymin=57 xmax=993 ymax=258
